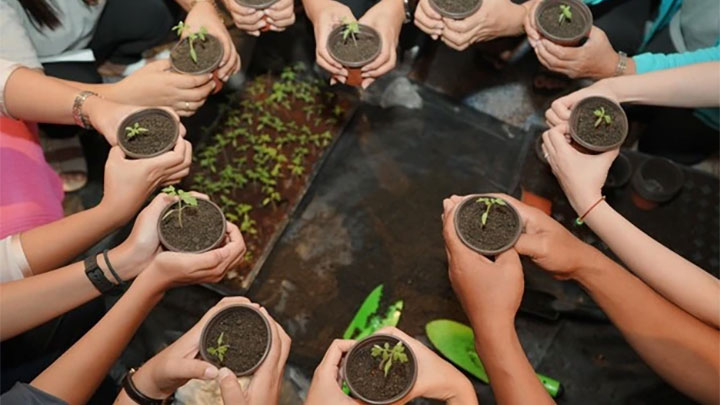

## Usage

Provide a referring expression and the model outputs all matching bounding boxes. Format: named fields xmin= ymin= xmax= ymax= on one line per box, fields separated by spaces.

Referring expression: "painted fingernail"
xmin=204 ymin=366 xmax=219 ymax=379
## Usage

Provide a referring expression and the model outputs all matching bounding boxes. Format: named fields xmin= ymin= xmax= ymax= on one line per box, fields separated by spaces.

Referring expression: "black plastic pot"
xmin=157 ymin=198 xmax=227 ymax=253
xmin=170 ymin=34 xmax=224 ymax=94
xmin=631 ymin=157 xmax=684 ymax=210
xmin=428 ymin=0 xmax=482 ymax=19
xmin=199 ymin=304 xmax=272 ymax=376
xmin=569 ymin=96 xmax=628 ymax=153
xmin=604 ymin=151 xmax=631 ymax=188
xmin=117 ymin=108 xmax=179 ymax=159
xmin=453 ymin=194 xmax=523 ymax=256
xmin=535 ymin=0 xmax=593 ymax=46
xmin=342 ymin=333 xmax=418 ymax=404
xmin=326 ymin=24 xmax=382 ymax=87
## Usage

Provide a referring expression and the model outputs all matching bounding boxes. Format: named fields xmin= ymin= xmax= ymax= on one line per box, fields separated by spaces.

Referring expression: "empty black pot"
xmin=604 ymin=151 xmax=631 ymax=188
xmin=631 ymin=157 xmax=684 ymax=210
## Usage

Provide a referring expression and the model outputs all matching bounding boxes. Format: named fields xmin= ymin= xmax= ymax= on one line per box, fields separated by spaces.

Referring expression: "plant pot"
xmin=454 ymin=194 xmax=523 ymax=256
xmin=326 ymin=24 xmax=382 ymax=87
xmin=569 ymin=96 xmax=628 ymax=153
xmin=631 ymin=157 xmax=684 ymax=210
xmin=235 ymin=0 xmax=279 ymax=32
xmin=199 ymin=304 xmax=272 ymax=376
xmin=429 ymin=0 xmax=482 ymax=19
xmin=342 ymin=333 xmax=418 ymax=404
xmin=603 ymin=151 xmax=631 ymax=188
xmin=535 ymin=0 xmax=593 ymax=46
xmin=170 ymin=33 xmax=225 ymax=94
xmin=158 ymin=198 xmax=227 ymax=253
xmin=117 ymin=108 xmax=179 ymax=159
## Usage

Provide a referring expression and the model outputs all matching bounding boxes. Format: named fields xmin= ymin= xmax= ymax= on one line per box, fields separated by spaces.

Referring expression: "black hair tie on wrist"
xmin=122 ymin=369 xmax=165 ymax=405
xmin=102 ymin=249 xmax=126 ymax=286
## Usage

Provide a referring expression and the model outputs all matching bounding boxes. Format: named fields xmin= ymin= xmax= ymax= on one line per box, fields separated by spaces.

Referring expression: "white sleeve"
xmin=0 ymin=234 xmax=32 ymax=283
xmin=0 ymin=58 xmax=22 ymax=117
xmin=0 ymin=1 xmax=42 ymax=69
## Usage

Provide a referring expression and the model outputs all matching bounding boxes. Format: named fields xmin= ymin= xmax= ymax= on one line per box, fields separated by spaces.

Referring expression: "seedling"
xmin=476 ymin=197 xmax=507 ymax=227
xmin=125 ymin=122 xmax=149 ymax=139
xmin=207 ymin=332 xmax=230 ymax=362
xmin=370 ymin=341 xmax=408 ymax=377
xmin=341 ymin=18 xmax=360 ymax=46
xmin=593 ymin=107 xmax=613 ymax=128
xmin=558 ymin=4 xmax=572 ymax=24
xmin=162 ymin=185 xmax=198 ymax=228
xmin=172 ymin=21 xmax=208 ymax=64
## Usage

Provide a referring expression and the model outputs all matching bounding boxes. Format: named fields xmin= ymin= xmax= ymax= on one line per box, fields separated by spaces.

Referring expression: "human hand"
xmin=523 ymin=0 xmax=542 ymax=45
xmin=307 ymin=0 xmax=354 ymax=83
xmin=442 ymin=195 xmax=524 ymax=328
xmin=100 ymin=141 xmax=192 ymax=224
xmin=305 ymin=339 xmax=362 ymax=405
xmin=139 ymin=216 xmax=246 ymax=292
xmin=108 ymin=59 xmax=216 ymax=116
xmin=185 ymin=1 xmax=241 ymax=81
xmin=217 ymin=306 xmax=292 ymax=404
xmin=532 ymin=26 xmax=620 ymax=79
xmin=500 ymin=194 xmax=595 ymax=279
xmin=541 ymin=125 xmax=618 ymax=214
xmin=84 ymin=99 xmax=185 ymax=146
xmin=413 ymin=0 xmax=443 ymax=39
xmin=357 ymin=0 xmax=404 ymax=88
xmin=378 ymin=327 xmax=478 ymax=404
xmin=129 ymin=297 xmax=254 ymax=400
xmin=544 ymin=80 xmax=618 ymax=127
xmin=438 ymin=0 xmax=527 ymax=51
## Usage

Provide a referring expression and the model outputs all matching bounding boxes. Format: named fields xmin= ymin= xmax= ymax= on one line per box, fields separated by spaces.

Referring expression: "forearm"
xmin=0 ymin=245 xmax=138 ymax=340
xmin=31 ymin=272 xmax=164 ymax=405
xmin=573 ymin=249 xmax=720 ymax=403
xmin=303 ymin=0 xmax=332 ymax=22
xmin=4 ymin=68 xmax=85 ymax=124
xmin=20 ymin=203 xmax=122 ymax=274
xmin=473 ymin=320 xmax=554 ymax=405
xmin=603 ymin=62 xmax=720 ymax=107
xmin=584 ymin=202 xmax=720 ymax=328
xmin=446 ymin=377 xmax=479 ymax=405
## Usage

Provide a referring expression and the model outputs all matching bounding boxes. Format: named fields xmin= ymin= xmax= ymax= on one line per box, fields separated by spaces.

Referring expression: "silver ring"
xmin=184 ymin=101 xmax=190 ymax=110
xmin=543 ymin=152 xmax=549 ymax=160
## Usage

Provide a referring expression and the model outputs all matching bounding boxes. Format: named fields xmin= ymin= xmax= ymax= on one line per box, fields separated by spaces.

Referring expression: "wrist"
xmin=134 ymin=264 xmax=171 ymax=296
xmin=445 ymin=373 xmax=477 ymax=405
xmin=107 ymin=243 xmax=145 ymax=281
xmin=130 ymin=366 xmax=168 ymax=400
xmin=505 ymin=2 xmax=528 ymax=37
xmin=571 ymin=191 xmax=603 ymax=216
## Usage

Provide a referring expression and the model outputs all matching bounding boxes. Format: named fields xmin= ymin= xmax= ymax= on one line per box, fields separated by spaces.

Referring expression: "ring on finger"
xmin=185 ymin=101 xmax=190 ymax=110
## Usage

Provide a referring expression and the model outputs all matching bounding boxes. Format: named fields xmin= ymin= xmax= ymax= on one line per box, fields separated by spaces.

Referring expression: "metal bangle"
xmin=615 ymin=51 xmax=628 ymax=76
xmin=72 ymin=91 xmax=98 ymax=129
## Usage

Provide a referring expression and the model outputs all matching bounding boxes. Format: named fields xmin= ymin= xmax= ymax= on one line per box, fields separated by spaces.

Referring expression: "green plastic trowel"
xmin=343 ymin=284 xmax=403 ymax=340
xmin=426 ymin=319 xmax=563 ymax=398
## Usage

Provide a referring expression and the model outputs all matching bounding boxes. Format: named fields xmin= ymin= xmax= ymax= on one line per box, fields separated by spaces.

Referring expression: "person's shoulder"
xmin=0 ymin=383 xmax=68 ymax=405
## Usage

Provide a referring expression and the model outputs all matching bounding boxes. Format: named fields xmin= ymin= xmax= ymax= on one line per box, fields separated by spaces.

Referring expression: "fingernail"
xmin=207 ymin=74 xmax=213 ymax=79
xmin=211 ymin=82 xmax=216 ymax=89
xmin=431 ymin=35 xmax=438 ymax=40
xmin=204 ymin=366 xmax=219 ymax=379
xmin=218 ymin=368 xmax=233 ymax=380
xmin=338 ymin=76 xmax=346 ymax=84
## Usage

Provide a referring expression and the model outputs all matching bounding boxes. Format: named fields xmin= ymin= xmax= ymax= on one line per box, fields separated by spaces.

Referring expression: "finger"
xmin=188 ymin=191 xmax=210 ymax=200
xmin=495 ymin=247 xmax=521 ymax=268
xmin=542 ymin=131 xmax=557 ymax=159
xmin=364 ymin=48 xmax=396 ymax=78
xmin=361 ymin=42 xmax=391 ymax=73
xmin=414 ymin=16 xmax=442 ymax=37
xmin=170 ymin=72 xmax=214 ymax=89
xmin=541 ymin=39 xmax=575 ymax=61
xmin=318 ymin=339 xmax=356 ymax=373
xmin=165 ymin=358 xmax=219 ymax=381
xmin=361 ymin=78 xmax=375 ymax=89
xmin=148 ymin=58 xmax=172 ymax=71
xmin=266 ymin=0 xmax=293 ymax=19
xmin=514 ymin=232 xmax=546 ymax=258
xmin=217 ymin=50 xmax=239 ymax=80
xmin=535 ymin=42 xmax=569 ymax=70
xmin=546 ymin=125 xmax=570 ymax=152
xmin=418 ymin=0 xmax=442 ymax=20
xmin=551 ymin=97 xmax=573 ymax=122
xmin=218 ymin=368 xmax=247 ymax=404
xmin=317 ymin=51 xmax=346 ymax=76
xmin=441 ymin=35 xmax=468 ymax=51
xmin=545 ymin=108 xmax=562 ymax=128
xmin=443 ymin=16 xmax=471 ymax=33
xmin=177 ymin=79 xmax=216 ymax=102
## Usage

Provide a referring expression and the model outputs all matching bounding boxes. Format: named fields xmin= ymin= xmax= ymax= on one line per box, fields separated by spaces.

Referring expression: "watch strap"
xmin=122 ymin=369 xmax=165 ymax=405
xmin=72 ymin=91 xmax=98 ymax=129
xmin=84 ymin=255 xmax=115 ymax=294
xmin=615 ymin=51 xmax=628 ymax=76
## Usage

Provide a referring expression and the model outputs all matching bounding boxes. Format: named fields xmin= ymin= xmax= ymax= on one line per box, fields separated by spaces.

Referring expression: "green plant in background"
xmin=341 ymin=18 xmax=360 ymax=46
xmin=207 ymin=332 xmax=230 ymax=362
xmin=558 ymin=4 xmax=572 ymax=24
xmin=476 ymin=197 xmax=506 ymax=227
xmin=593 ymin=107 xmax=613 ymax=127
xmin=371 ymin=341 xmax=409 ymax=377
xmin=125 ymin=122 xmax=149 ymax=139
xmin=162 ymin=186 xmax=198 ymax=228
xmin=172 ymin=21 xmax=208 ymax=64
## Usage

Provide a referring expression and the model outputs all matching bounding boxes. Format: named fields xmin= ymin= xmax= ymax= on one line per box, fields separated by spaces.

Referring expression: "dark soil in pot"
xmin=117 ymin=109 xmax=178 ymax=158
xmin=171 ymin=34 xmax=223 ymax=75
xmin=631 ymin=157 xmax=684 ymax=210
xmin=454 ymin=195 xmax=522 ymax=255
xmin=536 ymin=0 xmax=592 ymax=46
xmin=200 ymin=305 xmax=271 ymax=376
xmin=344 ymin=334 xmax=417 ymax=403
xmin=570 ymin=96 xmax=628 ymax=152
xmin=159 ymin=198 xmax=226 ymax=253
xmin=327 ymin=24 xmax=381 ymax=87
xmin=429 ymin=0 xmax=482 ymax=19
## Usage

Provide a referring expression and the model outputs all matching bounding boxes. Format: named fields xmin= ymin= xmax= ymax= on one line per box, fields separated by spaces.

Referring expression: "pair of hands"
xmin=129 ymin=297 xmax=290 ymax=404
xmin=306 ymin=327 xmax=476 ymax=404
xmin=541 ymin=82 xmax=620 ymax=214
xmin=414 ymin=0 xmax=527 ymax=51
xmin=222 ymin=0 xmax=296 ymax=35
xmin=441 ymin=194 xmax=597 ymax=325
xmin=523 ymin=0 xmax=625 ymax=79
xmin=311 ymin=0 xmax=403 ymax=88
xmin=110 ymin=192 xmax=246 ymax=291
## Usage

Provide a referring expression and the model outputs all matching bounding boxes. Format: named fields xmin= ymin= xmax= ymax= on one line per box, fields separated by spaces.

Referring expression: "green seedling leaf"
xmin=125 ymin=122 xmax=149 ymax=139
xmin=371 ymin=341 xmax=409 ymax=377
xmin=558 ymin=4 xmax=572 ymax=23
xmin=476 ymin=197 xmax=506 ymax=228
xmin=593 ymin=107 xmax=613 ymax=128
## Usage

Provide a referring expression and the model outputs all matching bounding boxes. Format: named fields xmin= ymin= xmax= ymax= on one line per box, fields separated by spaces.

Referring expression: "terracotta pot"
xmin=604 ymin=151 xmax=631 ymax=188
xmin=535 ymin=0 xmax=593 ymax=46
xmin=428 ymin=0 xmax=482 ymax=19
xmin=631 ymin=157 xmax=684 ymax=210
xmin=117 ymin=108 xmax=179 ymax=159
xmin=326 ymin=24 xmax=382 ymax=88
xmin=157 ymin=198 xmax=227 ymax=253
xmin=453 ymin=194 xmax=523 ymax=256
xmin=569 ymin=96 xmax=628 ymax=153
xmin=199 ymin=304 xmax=272 ymax=376
xmin=170 ymin=34 xmax=225 ymax=94
xmin=342 ymin=333 xmax=418 ymax=404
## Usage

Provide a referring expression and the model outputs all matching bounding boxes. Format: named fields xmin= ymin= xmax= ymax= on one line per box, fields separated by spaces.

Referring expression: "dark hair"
xmin=18 ymin=0 xmax=95 ymax=30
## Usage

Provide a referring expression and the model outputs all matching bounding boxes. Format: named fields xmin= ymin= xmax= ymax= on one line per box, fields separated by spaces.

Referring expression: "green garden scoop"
xmin=425 ymin=319 xmax=563 ymax=398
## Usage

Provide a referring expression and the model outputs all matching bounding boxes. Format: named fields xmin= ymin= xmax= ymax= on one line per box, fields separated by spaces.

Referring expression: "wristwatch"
xmin=615 ymin=51 xmax=628 ymax=76
xmin=72 ymin=91 xmax=98 ymax=129
xmin=122 ymin=369 xmax=165 ymax=405
xmin=84 ymin=255 xmax=116 ymax=294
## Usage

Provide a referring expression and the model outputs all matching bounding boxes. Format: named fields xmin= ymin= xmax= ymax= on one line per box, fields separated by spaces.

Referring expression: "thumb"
xmin=218 ymin=368 xmax=247 ymax=405
xmin=168 ymin=358 xmax=219 ymax=381
xmin=495 ymin=247 xmax=521 ymax=269
xmin=108 ymin=145 xmax=126 ymax=161
xmin=514 ymin=232 xmax=545 ymax=260
xmin=148 ymin=58 xmax=172 ymax=72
